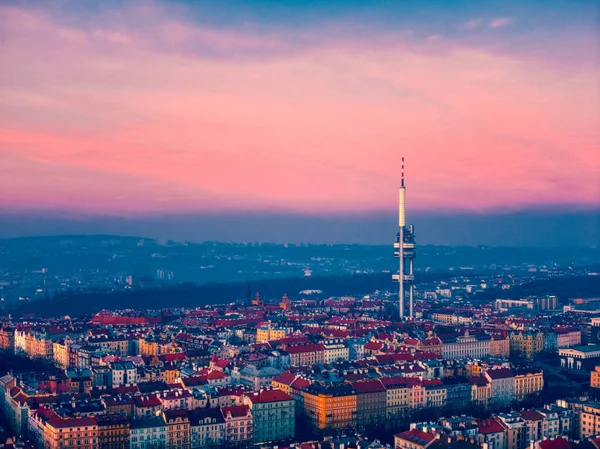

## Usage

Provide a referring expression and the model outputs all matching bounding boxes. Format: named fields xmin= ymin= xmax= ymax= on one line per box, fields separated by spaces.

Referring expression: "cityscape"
xmin=0 ymin=1 xmax=599 ymax=449
xmin=0 ymin=165 xmax=599 ymax=449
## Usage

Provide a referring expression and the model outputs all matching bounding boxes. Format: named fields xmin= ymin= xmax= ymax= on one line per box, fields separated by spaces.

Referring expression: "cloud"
xmin=488 ymin=17 xmax=513 ymax=28
xmin=461 ymin=19 xmax=483 ymax=30
xmin=0 ymin=4 xmax=598 ymax=215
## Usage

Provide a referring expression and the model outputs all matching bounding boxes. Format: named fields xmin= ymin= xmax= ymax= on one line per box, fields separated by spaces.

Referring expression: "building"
xmin=244 ymin=388 xmax=295 ymax=444
xmin=130 ymin=416 xmax=167 ymax=449
xmin=514 ymin=371 xmax=544 ymax=401
xmin=323 ymin=340 xmax=349 ymax=363
xmin=476 ymin=418 xmax=506 ymax=449
xmin=96 ymin=413 xmax=130 ymax=449
xmin=536 ymin=296 xmax=559 ymax=310
xmin=53 ymin=340 xmax=70 ymax=369
xmin=303 ymin=383 xmax=357 ymax=430
xmin=66 ymin=368 xmax=94 ymax=393
xmin=189 ymin=408 xmax=226 ymax=448
xmin=286 ymin=344 xmax=325 ymax=366
xmin=495 ymin=299 xmax=535 ymax=312
xmin=441 ymin=331 xmax=491 ymax=360
xmin=256 ymin=324 xmax=291 ymax=343
xmin=496 ymin=412 xmax=528 ymax=449
xmin=134 ymin=395 xmax=163 ymax=419
xmin=469 ymin=376 xmax=491 ymax=407
xmin=423 ymin=379 xmax=447 ymax=409
xmin=490 ymin=333 xmax=510 ymax=358
xmin=160 ymin=389 xmax=194 ymax=411
xmin=509 ymin=331 xmax=545 ymax=359
xmin=14 ymin=330 xmax=54 ymax=360
xmin=236 ymin=365 xmax=282 ymax=390
xmin=353 ymin=379 xmax=386 ymax=428
xmin=591 ymin=366 xmax=600 ymax=389
xmin=484 ymin=368 xmax=515 ymax=405
xmin=221 ymin=405 xmax=253 ymax=447
xmin=0 ymin=327 xmax=15 ymax=350
xmin=556 ymin=329 xmax=581 ymax=349
xmin=559 ymin=345 xmax=600 ymax=372
xmin=111 ymin=361 xmax=137 ymax=387
xmin=37 ymin=409 xmax=99 ymax=449
xmin=383 ymin=377 xmax=414 ymax=424
xmin=280 ymin=294 xmax=293 ymax=311
xmin=443 ymin=377 xmax=472 ymax=409
xmin=578 ymin=402 xmax=600 ymax=438
xmin=163 ymin=409 xmax=191 ymax=449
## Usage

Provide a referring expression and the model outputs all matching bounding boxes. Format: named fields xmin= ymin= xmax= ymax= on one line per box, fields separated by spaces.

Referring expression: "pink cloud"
xmin=461 ymin=19 xmax=483 ymax=30
xmin=0 ymin=4 xmax=598 ymax=215
xmin=488 ymin=17 xmax=513 ymax=28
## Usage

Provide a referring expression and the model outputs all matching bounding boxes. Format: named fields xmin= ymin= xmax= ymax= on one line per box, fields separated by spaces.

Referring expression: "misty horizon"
xmin=0 ymin=207 xmax=598 ymax=247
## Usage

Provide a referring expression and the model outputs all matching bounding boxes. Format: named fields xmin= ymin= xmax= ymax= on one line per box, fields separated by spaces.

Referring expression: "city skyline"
xmin=0 ymin=0 xmax=598 ymax=218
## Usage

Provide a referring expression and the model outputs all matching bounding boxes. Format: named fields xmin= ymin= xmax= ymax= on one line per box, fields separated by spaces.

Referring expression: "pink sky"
xmin=0 ymin=2 xmax=598 ymax=215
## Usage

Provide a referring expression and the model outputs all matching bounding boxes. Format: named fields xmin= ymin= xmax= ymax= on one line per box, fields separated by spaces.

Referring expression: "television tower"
xmin=393 ymin=157 xmax=416 ymax=319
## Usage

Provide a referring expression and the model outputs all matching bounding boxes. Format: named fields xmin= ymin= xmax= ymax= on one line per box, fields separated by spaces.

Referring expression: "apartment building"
xmin=514 ymin=371 xmax=544 ymax=401
xmin=509 ymin=331 xmax=545 ymax=359
xmin=221 ymin=405 xmax=253 ymax=447
xmin=441 ymin=331 xmax=491 ymax=360
xmin=353 ymin=379 xmax=386 ymax=428
xmin=244 ymin=388 xmax=295 ymax=444
xmin=130 ymin=416 xmax=167 ymax=449
xmin=323 ymin=340 xmax=349 ymax=363
xmin=286 ymin=344 xmax=325 ymax=366
xmin=163 ymin=409 xmax=191 ymax=449
xmin=96 ymin=413 xmax=130 ymax=449
xmin=303 ymin=383 xmax=357 ymax=429
xmin=591 ymin=366 xmax=600 ymax=389
xmin=484 ymin=368 xmax=515 ymax=405
xmin=256 ymin=324 xmax=291 ymax=343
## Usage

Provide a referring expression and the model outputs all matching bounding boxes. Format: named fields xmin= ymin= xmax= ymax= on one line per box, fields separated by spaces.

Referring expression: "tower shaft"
xmin=393 ymin=158 xmax=416 ymax=320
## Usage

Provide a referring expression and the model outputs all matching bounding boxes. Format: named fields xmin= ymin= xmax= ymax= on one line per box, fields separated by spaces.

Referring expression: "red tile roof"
xmin=477 ymin=418 xmax=504 ymax=435
xmin=352 ymin=379 xmax=386 ymax=393
xmin=485 ymin=368 xmax=514 ymax=379
xmin=160 ymin=353 xmax=186 ymax=363
xmin=468 ymin=376 xmax=489 ymax=386
xmin=134 ymin=395 xmax=162 ymax=407
xmin=290 ymin=378 xmax=311 ymax=390
xmin=48 ymin=416 xmax=97 ymax=429
xmin=286 ymin=344 xmax=325 ymax=354
xmin=539 ymin=439 xmax=572 ymax=449
xmin=364 ymin=341 xmax=384 ymax=350
xmin=394 ymin=429 xmax=436 ymax=446
xmin=246 ymin=388 xmax=293 ymax=404
xmin=273 ymin=371 xmax=297 ymax=386
xmin=520 ymin=410 xmax=545 ymax=421
xmin=221 ymin=405 xmax=250 ymax=419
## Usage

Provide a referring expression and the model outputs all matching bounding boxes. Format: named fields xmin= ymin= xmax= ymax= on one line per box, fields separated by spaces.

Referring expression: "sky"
xmin=0 ymin=0 xmax=599 ymax=243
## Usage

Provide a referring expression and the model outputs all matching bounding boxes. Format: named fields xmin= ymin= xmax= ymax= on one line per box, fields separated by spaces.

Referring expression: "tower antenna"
xmin=401 ymin=157 xmax=405 ymax=187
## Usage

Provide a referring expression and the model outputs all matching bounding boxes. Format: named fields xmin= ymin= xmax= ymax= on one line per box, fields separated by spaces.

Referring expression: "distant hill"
xmin=9 ymin=272 xmax=395 ymax=317
xmin=474 ymin=276 xmax=600 ymax=304
xmin=11 ymin=272 xmax=600 ymax=318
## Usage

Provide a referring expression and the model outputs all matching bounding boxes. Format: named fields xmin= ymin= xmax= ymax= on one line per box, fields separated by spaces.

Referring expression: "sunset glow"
xmin=1 ymin=1 xmax=598 ymax=215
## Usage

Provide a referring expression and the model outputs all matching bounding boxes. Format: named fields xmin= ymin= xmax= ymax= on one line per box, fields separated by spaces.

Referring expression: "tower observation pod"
xmin=393 ymin=157 xmax=416 ymax=319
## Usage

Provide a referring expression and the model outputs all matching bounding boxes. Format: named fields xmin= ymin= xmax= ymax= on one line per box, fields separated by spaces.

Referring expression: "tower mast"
xmin=394 ymin=157 xmax=416 ymax=319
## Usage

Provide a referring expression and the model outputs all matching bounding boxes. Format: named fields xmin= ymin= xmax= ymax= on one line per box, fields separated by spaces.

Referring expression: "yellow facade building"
xmin=509 ymin=331 xmax=545 ymax=359
xmin=514 ymin=370 xmax=544 ymax=400
xmin=256 ymin=324 xmax=290 ymax=343
xmin=592 ymin=366 xmax=600 ymax=389
xmin=303 ymin=383 xmax=357 ymax=430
